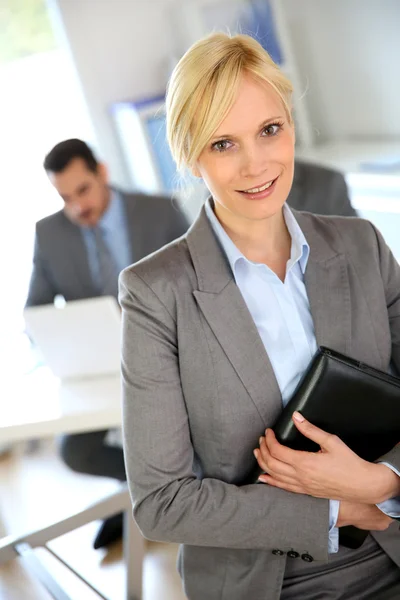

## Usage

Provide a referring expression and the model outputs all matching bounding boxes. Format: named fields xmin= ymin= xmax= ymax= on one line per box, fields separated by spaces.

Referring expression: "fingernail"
xmin=293 ymin=411 xmax=305 ymax=422
xmin=259 ymin=437 xmax=263 ymax=445
xmin=253 ymin=450 xmax=258 ymax=458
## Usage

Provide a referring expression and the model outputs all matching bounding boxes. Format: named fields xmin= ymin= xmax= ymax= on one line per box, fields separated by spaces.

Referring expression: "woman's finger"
xmin=291 ymin=412 xmax=338 ymax=450
xmin=253 ymin=448 xmax=268 ymax=472
xmin=258 ymin=438 xmax=297 ymax=478
xmin=264 ymin=429 xmax=303 ymax=466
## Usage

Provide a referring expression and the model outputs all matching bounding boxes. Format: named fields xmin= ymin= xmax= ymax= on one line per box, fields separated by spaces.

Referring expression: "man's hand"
xmin=337 ymin=501 xmax=394 ymax=531
xmin=254 ymin=412 xmax=399 ymax=504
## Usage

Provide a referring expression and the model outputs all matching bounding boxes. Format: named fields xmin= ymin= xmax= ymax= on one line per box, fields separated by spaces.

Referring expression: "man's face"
xmin=48 ymin=158 xmax=110 ymax=227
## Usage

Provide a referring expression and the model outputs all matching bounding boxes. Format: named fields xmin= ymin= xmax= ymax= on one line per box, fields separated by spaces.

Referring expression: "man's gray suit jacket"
xmin=25 ymin=190 xmax=189 ymax=307
xmin=120 ymin=206 xmax=399 ymax=600
xmin=288 ymin=161 xmax=356 ymax=216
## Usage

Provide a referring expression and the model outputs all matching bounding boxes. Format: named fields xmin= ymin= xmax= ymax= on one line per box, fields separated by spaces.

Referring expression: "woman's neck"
xmin=214 ymin=203 xmax=291 ymax=269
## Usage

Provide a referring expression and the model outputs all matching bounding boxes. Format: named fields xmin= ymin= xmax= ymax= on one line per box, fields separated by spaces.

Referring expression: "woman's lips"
xmin=237 ymin=176 xmax=279 ymax=200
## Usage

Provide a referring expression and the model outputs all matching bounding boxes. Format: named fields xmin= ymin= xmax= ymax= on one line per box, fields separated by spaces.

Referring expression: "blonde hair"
xmin=166 ymin=32 xmax=294 ymax=173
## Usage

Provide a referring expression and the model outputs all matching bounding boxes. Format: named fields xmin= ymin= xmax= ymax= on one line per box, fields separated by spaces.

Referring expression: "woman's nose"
xmin=240 ymin=145 xmax=268 ymax=180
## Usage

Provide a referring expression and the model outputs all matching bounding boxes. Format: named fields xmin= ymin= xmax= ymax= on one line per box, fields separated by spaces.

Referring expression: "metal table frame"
xmin=0 ymin=484 xmax=144 ymax=600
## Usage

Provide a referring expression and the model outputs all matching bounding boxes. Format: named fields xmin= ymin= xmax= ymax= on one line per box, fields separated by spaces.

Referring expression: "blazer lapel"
xmin=187 ymin=207 xmax=282 ymax=428
xmin=294 ymin=211 xmax=352 ymax=355
xmin=185 ymin=206 xmax=354 ymax=426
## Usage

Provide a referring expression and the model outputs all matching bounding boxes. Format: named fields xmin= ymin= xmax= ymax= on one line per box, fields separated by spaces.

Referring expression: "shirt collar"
xmin=204 ymin=198 xmax=310 ymax=276
xmin=283 ymin=203 xmax=310 ymax=273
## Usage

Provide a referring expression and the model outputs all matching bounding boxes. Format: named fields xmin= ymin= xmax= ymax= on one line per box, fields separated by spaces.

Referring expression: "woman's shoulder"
xmin=296 ymin=210 xmax=381 ymax=257
xmin=119 ymin=235 xmax=196 ymax=298
xmin=298 ymin=209 xmax=373 ymax=232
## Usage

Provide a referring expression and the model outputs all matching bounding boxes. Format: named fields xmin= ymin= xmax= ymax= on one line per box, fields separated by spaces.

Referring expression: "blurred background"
xmin=1 ymin=1 xmax=399 ymax=598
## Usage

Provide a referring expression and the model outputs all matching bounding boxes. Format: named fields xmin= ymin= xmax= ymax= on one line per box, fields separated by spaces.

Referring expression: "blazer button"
xmin=272 ymin=549 xmax=285 ymax=556
xmin=287 ymin=550 xmax=300 ymax=559
xmin=301 ymin=553 xmax=314 ymax=563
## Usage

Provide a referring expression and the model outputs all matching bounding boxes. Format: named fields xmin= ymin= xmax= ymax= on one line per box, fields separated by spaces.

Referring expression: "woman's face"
xmin=195 ymin=75 xmax=295 ymax=224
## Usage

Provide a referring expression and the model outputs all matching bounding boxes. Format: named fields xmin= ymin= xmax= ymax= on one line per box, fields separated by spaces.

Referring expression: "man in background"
xmin=288 ymin=160 xmax=357 ymax=216
xmin=26 ymin=138 xmax=189 ymax=548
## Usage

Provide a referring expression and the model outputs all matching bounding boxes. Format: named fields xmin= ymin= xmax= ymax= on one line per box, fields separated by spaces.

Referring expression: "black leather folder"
xmin=273 ymin=346 xmax=400 ymax=548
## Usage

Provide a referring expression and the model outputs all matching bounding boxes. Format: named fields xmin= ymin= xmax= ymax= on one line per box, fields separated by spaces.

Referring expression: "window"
xmin=0 ymin=0 xmax=95 ymax=347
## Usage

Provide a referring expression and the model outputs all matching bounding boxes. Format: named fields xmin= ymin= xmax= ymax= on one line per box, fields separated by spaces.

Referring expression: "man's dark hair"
xmin=43 ymin=138 xmax=99 ymax=173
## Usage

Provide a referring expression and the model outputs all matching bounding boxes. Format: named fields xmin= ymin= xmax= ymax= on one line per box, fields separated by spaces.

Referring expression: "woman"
xmin=120 ymin=33 xmax=400 ymax=599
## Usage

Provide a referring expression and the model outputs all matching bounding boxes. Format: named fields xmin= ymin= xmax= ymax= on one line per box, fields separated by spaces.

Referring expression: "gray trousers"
xmin=281 ymin=534 xmax=400 ymax=599
xmin=59 ymin=430 xmax=126 ymax=482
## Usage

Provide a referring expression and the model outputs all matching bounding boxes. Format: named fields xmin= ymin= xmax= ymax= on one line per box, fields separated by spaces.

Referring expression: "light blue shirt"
xmin=81 ymin=189 xmax=131 ymax=288
xmin=205 ymin=199 xmax=399 ymax=553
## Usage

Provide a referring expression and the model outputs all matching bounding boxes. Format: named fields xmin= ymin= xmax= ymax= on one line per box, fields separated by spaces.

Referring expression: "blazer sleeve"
xmin=119 ymin=268 xmax=330 ymax=558
xmin=372 ymin=224 xmax=400 ymax=471
xmin=25 ymin=229 xmax=56 ymax=307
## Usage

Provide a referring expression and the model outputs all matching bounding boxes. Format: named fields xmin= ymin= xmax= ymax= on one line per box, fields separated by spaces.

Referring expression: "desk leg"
xmin=15 ymin=543 xmax=73 ymax=600
xmin=124 ymin=509 xmax=144 ymax=600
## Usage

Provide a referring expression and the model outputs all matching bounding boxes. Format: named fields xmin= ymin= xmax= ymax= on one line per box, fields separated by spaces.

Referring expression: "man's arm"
xmin=25 ymin=231 xmax=56 ymax=307
xmin=328 ymin=171 xmax=357 ymax=217
xmin=168 ymin=199 xmax=191 ymax=240
xmin=290 ymin=162 xmax=357 ymax=217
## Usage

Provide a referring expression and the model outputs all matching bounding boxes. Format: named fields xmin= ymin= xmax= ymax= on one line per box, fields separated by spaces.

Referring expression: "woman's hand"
xmin=254 ymin=412 xmax=400 ymax=504
xmin=337 ymin=501 xmax=394 ymax=531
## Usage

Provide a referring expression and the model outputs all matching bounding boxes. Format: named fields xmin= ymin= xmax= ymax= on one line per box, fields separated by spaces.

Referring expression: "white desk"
xmin=0 ymin=367 xmax=121 ymax=445
xmin=0 ymin=365 xmax=143 ymax=600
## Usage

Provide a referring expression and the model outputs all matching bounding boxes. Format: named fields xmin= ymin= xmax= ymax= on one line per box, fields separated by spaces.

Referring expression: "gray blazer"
xmin=25 ymin=190 xmax=189 ymax=307
xmin=288 ymin=161 xmax=357 ymax=216
xmin=120 ymin=207 xmax=400 ymax=599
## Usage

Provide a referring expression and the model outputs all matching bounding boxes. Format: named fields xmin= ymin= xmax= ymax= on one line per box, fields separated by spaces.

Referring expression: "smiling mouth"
xmin=239 ymin=178 xmax=278 ymax=194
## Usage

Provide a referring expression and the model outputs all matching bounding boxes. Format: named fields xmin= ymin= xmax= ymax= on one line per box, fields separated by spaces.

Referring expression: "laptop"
xmin=24 ymin=296 xmax=121 ymax=380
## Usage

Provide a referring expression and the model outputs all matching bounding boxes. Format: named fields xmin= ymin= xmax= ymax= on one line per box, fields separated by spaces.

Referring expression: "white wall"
xmin=51 ymin=0 xmax=177 ymax=187
xmin=51 ymin=0 xmax=400 ymax=186
xmin=283 ymin=0 xmax=400 ymax=143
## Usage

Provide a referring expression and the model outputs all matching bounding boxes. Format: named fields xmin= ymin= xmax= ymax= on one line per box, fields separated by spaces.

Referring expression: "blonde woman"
xmin=120 ymin=33 xmax=400 ymax=599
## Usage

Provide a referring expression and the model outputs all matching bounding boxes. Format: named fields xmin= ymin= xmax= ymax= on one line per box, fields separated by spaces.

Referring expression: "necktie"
xmin=92 ymin=226 xmax=119 ymax=298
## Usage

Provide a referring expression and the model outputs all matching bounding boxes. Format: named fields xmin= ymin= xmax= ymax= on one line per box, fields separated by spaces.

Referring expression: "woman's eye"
xmin=212 ymin=140 xmax=232 ymax=152
xmin=262 ymin=123 xmax=282 ymax=136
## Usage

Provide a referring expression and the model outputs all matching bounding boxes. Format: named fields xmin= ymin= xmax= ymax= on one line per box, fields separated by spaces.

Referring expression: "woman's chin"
xmin=237 ymin=195 xmax=285 ymax=220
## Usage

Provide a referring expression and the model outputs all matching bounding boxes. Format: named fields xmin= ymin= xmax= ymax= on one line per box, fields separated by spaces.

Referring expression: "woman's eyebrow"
xmin=210 ymin=115 xmax=285 ymax=142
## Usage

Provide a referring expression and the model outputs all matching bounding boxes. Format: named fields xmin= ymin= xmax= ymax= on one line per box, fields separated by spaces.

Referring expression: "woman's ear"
xmin=191 ymin=164 xmax=201 ymax=178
